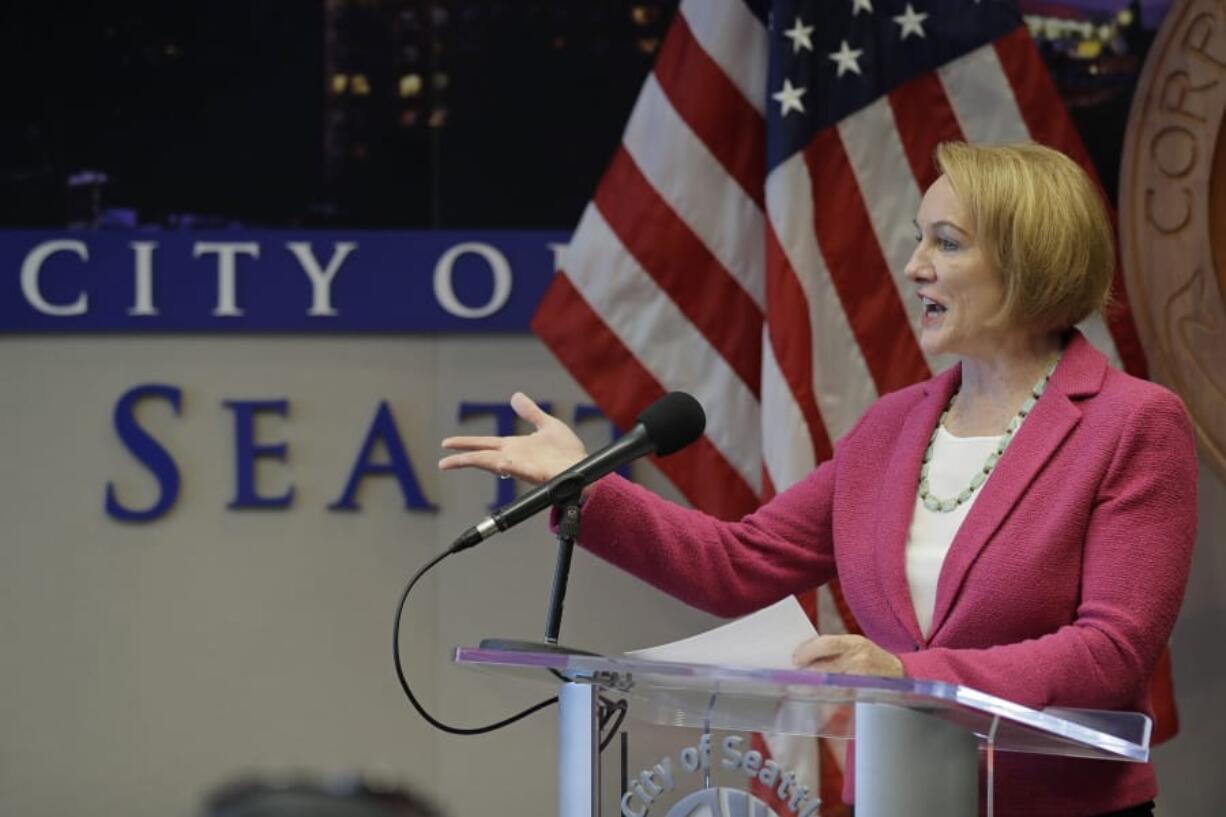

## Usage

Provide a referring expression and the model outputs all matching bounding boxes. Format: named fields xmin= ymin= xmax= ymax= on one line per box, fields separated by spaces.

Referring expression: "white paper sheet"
xmin=626 ymin=596 xmax=818 ymax=670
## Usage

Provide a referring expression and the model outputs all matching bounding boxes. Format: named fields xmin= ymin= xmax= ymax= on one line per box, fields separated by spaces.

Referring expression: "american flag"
xmin=533 ymin=0 xmax=1162 ymax=811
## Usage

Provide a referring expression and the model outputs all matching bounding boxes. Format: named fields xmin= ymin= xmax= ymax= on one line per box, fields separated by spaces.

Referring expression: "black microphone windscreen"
xmin=636 ymin=392 xmax=707 ymax=456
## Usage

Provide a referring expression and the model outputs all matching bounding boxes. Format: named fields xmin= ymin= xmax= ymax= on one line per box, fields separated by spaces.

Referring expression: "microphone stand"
xmin=480 ymin=478 xmax=595 ymax=656
xmin=476 ymin=481 xmax=626 ymax=808
xmin=543 ymin=490 xmax=580 ymax=645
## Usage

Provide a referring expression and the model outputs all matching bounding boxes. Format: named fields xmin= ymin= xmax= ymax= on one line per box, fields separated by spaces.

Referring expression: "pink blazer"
xmin=576 ymin=332 xmax=1198 ymax=817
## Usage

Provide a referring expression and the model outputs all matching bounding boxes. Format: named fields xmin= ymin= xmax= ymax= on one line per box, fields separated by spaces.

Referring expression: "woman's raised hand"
xmin=438 ymin=392 xmax=589 ymax=486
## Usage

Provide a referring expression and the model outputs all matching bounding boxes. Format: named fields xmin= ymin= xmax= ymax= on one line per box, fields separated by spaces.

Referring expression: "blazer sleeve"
xmin=575 ymin=460 xmax=839 ymax=618
xmin=898 ymin=389 xmax=1199 ymax=710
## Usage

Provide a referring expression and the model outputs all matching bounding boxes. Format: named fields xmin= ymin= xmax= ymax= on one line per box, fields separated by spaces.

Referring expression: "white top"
xmin=905 ymin=425 xmax=1004 ymax=639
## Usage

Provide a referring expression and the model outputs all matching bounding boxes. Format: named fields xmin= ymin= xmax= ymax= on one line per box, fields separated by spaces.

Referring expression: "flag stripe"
xmin=818 ymin=738 xmax=849 ymax=810
xmin=654 ymin=11 xmax=767 ymax=210
xmin=992 ymin=28 xmax=1089 ymax=166
xmin=760 ymin=462 xmax=777 ymax=503
xmin=938 ymin=42 xmax=1032 ymax=145
xmin=751 ymin=734 xmax=815 ymax=814
xmin=804 ymin=128 xmax=932 ymax=395
xmin=532 ymin=274 xmax=760 ymax=518
xmin=623 ymin=75 xmax=766 ymax=309
xmin=761 ymin=335 xmax=818 ymax=490
xmin=678 ymin=0 xmax=769 ymax=117
xmin=562 ymin=205 xmax=762 ymax=493
xmin=1150 ymin=645 xmax=1179 ymax=744
xmin=765 ymin=224 xmax=834 ymax=466
xmin=887 ymin=72 xmax=968 ymax=191
xmin=595 ymin=147 xmax=763 ymax=395
xmin=766 ymin=153 xmax=877 ymax=443
xmin=1077 ymin=314 xmax=1124 ymax=370
xmin=837 ymin=97 xmax=940 ymax=371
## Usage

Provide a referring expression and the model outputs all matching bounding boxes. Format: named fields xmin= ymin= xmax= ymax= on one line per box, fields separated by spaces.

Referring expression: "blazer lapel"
xmin=875 ymin=367 xmax=960 ymax=647
xmin=926 ymin=334 xmax=1104 ymax=642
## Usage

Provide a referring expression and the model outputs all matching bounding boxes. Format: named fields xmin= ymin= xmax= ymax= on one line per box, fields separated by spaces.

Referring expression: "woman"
xmin=439 ymin=142 xmax=1197 ymax=817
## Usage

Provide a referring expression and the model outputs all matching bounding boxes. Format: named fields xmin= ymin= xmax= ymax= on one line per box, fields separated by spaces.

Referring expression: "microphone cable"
xmin=393 ymin=540 xmax=556 ymax=735
xmin=393 ymin=537 xmax=628 ymax=749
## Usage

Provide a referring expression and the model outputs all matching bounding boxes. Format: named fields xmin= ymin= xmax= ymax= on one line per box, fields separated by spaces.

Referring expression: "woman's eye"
xmin=937 ymin=237 xmax=958 ymax=251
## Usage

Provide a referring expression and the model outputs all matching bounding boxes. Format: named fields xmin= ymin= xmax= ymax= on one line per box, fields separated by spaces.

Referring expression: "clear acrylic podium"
xmin=454 ymin=646 xmax=1150 ymax=817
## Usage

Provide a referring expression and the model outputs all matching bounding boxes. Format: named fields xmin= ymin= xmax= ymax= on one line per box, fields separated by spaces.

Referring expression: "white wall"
xmin=0 ymin=335 xmax=721 ymax=817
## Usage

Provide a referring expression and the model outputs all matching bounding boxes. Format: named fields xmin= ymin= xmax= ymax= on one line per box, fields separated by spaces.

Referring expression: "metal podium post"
xmin=559 ymin=681 xmax=599 ymax=817
xmin=854 ymin=702 xmax=978 ymax=817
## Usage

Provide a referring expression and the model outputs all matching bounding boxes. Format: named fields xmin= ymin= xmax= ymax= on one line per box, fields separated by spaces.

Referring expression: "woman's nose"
xmin=904 ymin=244 xmax=932 ymax=282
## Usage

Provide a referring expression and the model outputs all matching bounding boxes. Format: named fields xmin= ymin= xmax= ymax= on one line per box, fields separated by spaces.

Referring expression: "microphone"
xmin=450 ymin=391 xmax=706 ymax=553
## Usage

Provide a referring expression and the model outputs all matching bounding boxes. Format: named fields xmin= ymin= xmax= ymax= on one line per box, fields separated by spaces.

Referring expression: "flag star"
xmin=772 ymin=78 xmax=807 ymax=116
xmin=783 ymin=16 xmax=815 ymax=53
xmin=828 ymin=40 xmax=864 ymax=77
xmin=851 ymin=0 xmax=873 ymax=15
xmin=893 ymin=3 xmax=929 ymax=39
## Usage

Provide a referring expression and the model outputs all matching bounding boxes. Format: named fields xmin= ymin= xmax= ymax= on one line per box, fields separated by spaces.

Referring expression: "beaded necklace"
xmin=917 ymin=356 xmax=1060 ymax=514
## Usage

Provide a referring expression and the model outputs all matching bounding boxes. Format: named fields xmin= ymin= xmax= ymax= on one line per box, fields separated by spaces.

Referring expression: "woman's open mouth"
xmin=920 ymin=295 xmax=947 ymax=325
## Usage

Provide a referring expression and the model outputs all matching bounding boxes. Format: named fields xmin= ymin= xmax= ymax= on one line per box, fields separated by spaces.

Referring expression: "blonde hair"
xmin=933 ymin=141 xmax=1114 ymax=332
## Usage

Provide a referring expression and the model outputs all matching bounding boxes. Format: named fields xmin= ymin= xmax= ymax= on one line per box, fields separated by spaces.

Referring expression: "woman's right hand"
xmin=438 ymin=392 xmax=589 ymax=486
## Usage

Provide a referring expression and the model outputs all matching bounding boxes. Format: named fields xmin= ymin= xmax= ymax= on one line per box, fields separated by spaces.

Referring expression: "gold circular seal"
xmin=1120 ymin=0 xmax=1226 ymax=481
